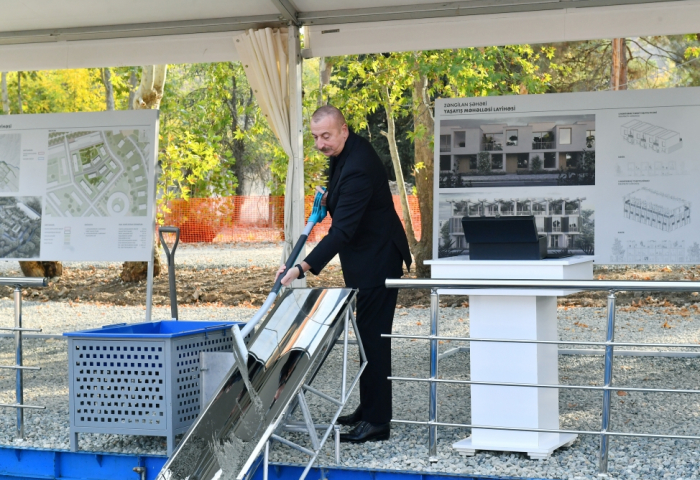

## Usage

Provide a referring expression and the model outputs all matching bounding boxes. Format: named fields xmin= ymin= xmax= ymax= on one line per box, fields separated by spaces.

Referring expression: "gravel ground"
xmin=1 ymin=245 xmax=700 ymax=479
xmin=0 ymin=242 xmax=329 ymax=274
xmin=2 ymin=303 xmax=700 ymax=479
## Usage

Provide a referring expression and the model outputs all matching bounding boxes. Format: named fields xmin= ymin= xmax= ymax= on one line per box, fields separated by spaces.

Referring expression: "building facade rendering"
xmin=439 ymin=119 xmax=595 ymax=174
xmin=446 ymin=197 xmax=586 ymax=250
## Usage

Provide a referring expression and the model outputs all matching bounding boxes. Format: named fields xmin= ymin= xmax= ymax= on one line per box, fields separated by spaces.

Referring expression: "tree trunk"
xmin=411 ymin=73 xmax=434 ymax=278
xmin=380 ymin=85 xmax=417 ymax=253
xmin=133 ymin=65 xmax=168 ymax=110
xmin=17 ymin=72 xmax=22 ymax=114
xmin=128 ymin=69 xmax=138 ymax=110
xmin=121 ymin=65 xmax=168 ymax=282
xmin=1 ymin=72 xmax=8 ymax=114
xmin=318 ymin=58 xmax=332 ymax=107
xmin=19 ymin=261 xmax=63 ymax=279
xmin=101 ymin=68 xmax=115 ymax=111
xmin=611 ymin=38 xmax=627 ymax=91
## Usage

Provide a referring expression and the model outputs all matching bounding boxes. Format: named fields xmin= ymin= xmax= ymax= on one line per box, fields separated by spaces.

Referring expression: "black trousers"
xmin=354 ymin=283 xmax=399 ymax=424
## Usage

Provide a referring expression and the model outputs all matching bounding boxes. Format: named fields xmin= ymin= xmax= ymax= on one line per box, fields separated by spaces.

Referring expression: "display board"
xmin=434 ymin=88 xmax=700 ymax=264
xmin=0 ymin=110 xmax=158 ymax=261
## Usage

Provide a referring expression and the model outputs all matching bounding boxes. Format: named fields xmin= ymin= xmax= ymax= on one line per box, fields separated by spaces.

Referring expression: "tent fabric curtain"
xmin=234 ymin=28 xmax=291 ymax=156
xmin=234 ymin=27 xmax=302 ymax=261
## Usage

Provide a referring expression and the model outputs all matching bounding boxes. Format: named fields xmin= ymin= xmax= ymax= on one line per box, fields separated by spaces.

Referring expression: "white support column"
xmin=288 ymin=25 xmax=306 ymax=287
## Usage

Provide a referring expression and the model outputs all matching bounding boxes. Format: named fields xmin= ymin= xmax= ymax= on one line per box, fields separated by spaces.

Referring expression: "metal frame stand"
xmin=429 ymin=288 xmax=439 ymax=463
xmin=598 ymin=291 xmax=616 ymax=477
xmin=385 ymin=278 xmax=700 ymax=477
xmin=263 ymin=303 xmax=367 ymax=480
xmin=0 ymin=282 xmax=47 ymax=438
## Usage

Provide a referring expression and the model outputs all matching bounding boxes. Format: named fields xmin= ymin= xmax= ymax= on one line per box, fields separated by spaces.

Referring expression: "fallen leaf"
xmin=617 ymin=391 xmax=628 ymax=396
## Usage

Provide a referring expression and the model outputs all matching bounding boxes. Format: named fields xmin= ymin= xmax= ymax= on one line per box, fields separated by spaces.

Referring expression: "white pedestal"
xmin=425 ymin=256 xmax=593 ymax=459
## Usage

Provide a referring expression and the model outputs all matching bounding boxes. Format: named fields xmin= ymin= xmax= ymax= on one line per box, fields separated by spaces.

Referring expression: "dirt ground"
xmin=1 ymin=261 xmax=700 ymax=309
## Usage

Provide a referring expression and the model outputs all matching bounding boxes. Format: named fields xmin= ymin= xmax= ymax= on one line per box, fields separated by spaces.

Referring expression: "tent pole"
xmin=288 ymin=24 xmax=306 ymax=288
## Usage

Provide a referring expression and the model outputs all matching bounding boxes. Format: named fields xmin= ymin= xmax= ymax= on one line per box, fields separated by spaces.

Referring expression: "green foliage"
xmin=438 ymin=221 xmax=455 ymax=258
xmin=530 ymin=155 xmax=543 ymax=173
xmin=546 ymin=36 xmax=700 ymax=92
xmin=578 ymin=209 xmax=595 ymax=255
xmin=1 ymin=69 xmax=129 ymax=114
xmin=325 ymin=46 xmax=553 ymax=183
xmin=156 ymin=61 xmax=326 ymax=201
xmin=477 ymin=151 xmax=491 ymax=175
xmin=557 ymin=150 xmax=595 ymax=186
xmin=157 ymin=130 xmax=221 ymax=222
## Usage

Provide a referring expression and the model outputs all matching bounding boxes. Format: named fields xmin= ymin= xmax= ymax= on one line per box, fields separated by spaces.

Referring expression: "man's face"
xmin=311 ymin=116 xmax=349 ymax=157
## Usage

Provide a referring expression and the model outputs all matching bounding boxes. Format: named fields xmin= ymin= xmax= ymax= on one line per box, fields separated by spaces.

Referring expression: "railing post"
xmin=341 ymin=309 xmax=349 ymax=401
xmin=14 ymin=285 xmax=23 ymax=439
xmin=599 ymin=291 xmax=616 ymax=476
xmin=429 ymin=288 xmax=439 ymax=463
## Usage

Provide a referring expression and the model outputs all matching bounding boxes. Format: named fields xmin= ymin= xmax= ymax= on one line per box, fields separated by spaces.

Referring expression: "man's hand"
xmin=276 ymin=265 xmax=298 ymax=286
xmin=275 ymin=261 xmax=311 ymax=287
xmin=315 ymin=185 xmax=328 ymax=206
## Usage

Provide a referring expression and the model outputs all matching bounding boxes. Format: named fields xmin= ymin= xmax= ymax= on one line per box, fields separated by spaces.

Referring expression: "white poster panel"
xmin=434 ymin=88 xmax=700 ymax=264
xmin=0 ymin=110 xmax=159 ymax=261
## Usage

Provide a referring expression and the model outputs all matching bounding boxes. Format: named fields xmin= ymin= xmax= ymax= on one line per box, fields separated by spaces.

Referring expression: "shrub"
xmin=477 ymin=151 xmax=491 ymax=175
xmin=530 ymin=155 xmax=543 ymax=173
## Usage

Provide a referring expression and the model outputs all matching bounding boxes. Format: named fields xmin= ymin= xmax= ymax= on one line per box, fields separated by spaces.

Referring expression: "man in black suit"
xmin=277 ymin=105 xmax=412 ymax=442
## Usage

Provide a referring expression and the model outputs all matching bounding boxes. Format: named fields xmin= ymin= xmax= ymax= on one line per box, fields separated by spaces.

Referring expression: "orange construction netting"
xmin=161 ymin=195 xmax=422 ymax=243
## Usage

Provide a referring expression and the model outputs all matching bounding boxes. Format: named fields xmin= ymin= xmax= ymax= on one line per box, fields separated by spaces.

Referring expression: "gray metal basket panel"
xmin=68 ymin=326 xmax=235 ymax=448
xmin=70 ymin=339 xmax=167 ymax=431
xmin=171 ymin=330 xmax=234 ymax=431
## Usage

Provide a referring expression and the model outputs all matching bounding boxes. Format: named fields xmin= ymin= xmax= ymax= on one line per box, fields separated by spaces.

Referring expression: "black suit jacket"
xmin=304 ymin=132 xmax=412 ymax=289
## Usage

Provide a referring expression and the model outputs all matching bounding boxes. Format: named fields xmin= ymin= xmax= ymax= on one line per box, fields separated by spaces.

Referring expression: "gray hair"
xmin=311 ymin=105 xmax=347 ymax=127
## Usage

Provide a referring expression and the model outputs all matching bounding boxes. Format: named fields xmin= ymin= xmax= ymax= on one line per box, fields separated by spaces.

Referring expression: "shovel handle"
xmin=159 ymin=226 xmax=180 ymax=320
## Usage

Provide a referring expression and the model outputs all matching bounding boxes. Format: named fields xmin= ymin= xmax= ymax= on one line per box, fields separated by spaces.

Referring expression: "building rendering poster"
xmin=434 ymin=88 xmax=700 ymax=264
xmin=0 ymin=110 xmax=158 ymax=261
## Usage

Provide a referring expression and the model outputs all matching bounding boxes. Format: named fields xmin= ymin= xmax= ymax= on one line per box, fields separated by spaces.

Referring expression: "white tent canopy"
xmin=1 ymin=0 xmax=699 ymax=70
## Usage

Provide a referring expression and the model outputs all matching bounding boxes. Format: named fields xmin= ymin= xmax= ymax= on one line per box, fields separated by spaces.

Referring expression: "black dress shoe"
xmin=340 ymin=421 xmax=390 ymax=443
xmin=337 ymin=406 xmax=362 ymax=426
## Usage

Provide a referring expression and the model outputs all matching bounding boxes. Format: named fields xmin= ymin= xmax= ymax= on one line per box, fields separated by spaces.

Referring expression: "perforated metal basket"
xmin=64 ymin=320 xmax=241 ymax=455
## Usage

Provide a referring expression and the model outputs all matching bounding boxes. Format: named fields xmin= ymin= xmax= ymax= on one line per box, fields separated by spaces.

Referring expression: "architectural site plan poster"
xmin=434 ymin=88 xmax=700 ymax=264
xmin=0 ymin=110 xmax=158 ymax=261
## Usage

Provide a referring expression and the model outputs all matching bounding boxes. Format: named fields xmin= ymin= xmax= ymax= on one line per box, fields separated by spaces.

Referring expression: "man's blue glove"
xmin=308 ymin=188 xmax=327 ymax=224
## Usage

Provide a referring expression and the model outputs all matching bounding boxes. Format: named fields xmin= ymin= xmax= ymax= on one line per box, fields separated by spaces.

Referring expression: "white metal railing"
xmin=384 ymin=278 xmax=700 ymax=475
xmin=532 ymin=141 xmax=554 ymax=149
xmin=0 ymin=277 xmax=48 ymax=439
